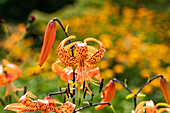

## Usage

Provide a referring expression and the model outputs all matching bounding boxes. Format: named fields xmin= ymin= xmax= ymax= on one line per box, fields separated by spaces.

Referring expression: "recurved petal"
xmin=52 ymin=59 xmax=73 ymax=82
xmin=39 ymin=20 xmax=56 ymax=66
xmin=134 ymin=101 xmax=146 ymax=113
xmin=51 ymin=60 xmax=65 ymax=75
xmin=160 ymin=77 xmax=170 ymax=104
xmin=57 ymin=36 xmax=76 ymax=66
xmin=95 ymin=80 xmax=115 ymax=110
xmin=84 ymin=38 xmax=106 ymax=65
xmin=157 ymin=108 xmax=170 ymax=113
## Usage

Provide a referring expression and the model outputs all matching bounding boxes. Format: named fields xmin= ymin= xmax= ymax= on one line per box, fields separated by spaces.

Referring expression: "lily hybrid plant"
xmin=3 ymin=18 xmax=170 ymax=113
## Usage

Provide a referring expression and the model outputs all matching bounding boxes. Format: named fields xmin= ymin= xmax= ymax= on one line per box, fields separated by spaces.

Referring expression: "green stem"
xmin=6 ymin=23 xmax=29 ymax=60
xmin=2 ymin=23 xmax=9 ymax=40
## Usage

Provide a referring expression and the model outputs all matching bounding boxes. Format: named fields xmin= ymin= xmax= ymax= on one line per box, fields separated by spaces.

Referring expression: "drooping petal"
xmin=84 ymin=38 xmax=106 ymax=65
xmin=39 ymin=20 xmax=56 ymax=66
xmin=4 ymin=103 xmax=25 ymax=112
xmin=57 ymin=36 xmax=76 ymax=66
xmin=52 ymin=60 xmax=73 ymax=83
xmin=95 ymin=80 xmax=115 ymax=110
xmin=89 ymin=67 xmax=101 ymax=82
xmin=2 ymin=59 xmax=22 ymax=82
xmin=160 ymin=76 xmax=170 ymax=104
xmin=2 ymin=59 xmax=22 ymax=77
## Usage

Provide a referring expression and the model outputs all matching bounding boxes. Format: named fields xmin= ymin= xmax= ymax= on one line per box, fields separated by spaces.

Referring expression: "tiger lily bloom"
xmin=131 ymin=100 xmax=170 ymax=113
xmin=4 ymin=91 xmax=76 ymax=113
xmin=0 ymin=59 xmax=23 ymax=101
xmin=95 ymin=80 xmax=116 ymax=110
xmin=39 ymin=20 xmax=56 ymax=66
xmin=52 ymin=35 xmax=105 ymax=96
xmin=160 ymin=77 xmax=170 ymax=104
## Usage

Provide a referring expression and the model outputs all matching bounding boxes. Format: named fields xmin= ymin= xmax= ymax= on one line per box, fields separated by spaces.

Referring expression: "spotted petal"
xmin=57 ymin=36 xmax=76 ymax=66
xmin=84 ymin=38 xmax=106 ymax=65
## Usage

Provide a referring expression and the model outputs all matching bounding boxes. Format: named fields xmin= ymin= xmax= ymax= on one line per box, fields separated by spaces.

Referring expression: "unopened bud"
xmin=160 ymin=77 xmax=170 ymax=104
xmin=28 ymin=16 xmax=35 ymax=23
xmin=95 ymin=80 xmax=116 ymax=110
xmin=39 ymin=20 xmax=56 ymax=66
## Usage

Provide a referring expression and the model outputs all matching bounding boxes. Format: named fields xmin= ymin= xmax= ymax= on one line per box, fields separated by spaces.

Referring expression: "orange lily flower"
xmin=39 ymin=20 xmax=56 ymax=66
xmin=131 ymin=100 xmax=170 ymax=113
xmin=95 ymin=80 xmax=116 ymax=110
xmin=0 ymin=59 xmax=23 ymax=101
xmin=4 ymin=91 xmax=76 ymax=113
xmin=52 ymin=35 xmax=105 ymax=96
xmin=160 ymin=77 xmax=170 ymax=104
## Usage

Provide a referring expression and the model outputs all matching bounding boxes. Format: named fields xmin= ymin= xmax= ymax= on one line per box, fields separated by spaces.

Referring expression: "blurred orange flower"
xmin=0 ymin=59 xmax=22 ymax=86
xmin=0 ymin=59 xmax=23 ymax=101
xmin=131 ymin=100 xmax=170 ymax=113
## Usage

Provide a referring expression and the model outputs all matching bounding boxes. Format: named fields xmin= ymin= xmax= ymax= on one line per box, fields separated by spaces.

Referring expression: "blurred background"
xmin=0 ymin=0 xmax=170 ymax=113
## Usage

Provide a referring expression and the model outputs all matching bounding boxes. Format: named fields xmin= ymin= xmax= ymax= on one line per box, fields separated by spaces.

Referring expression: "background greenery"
xmin=0 ymin=0 xmax=169 ymax=113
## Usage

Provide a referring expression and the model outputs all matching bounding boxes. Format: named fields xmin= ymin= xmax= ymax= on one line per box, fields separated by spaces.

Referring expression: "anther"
xmin=0 ymin=98 xmax=5 ymax=106
xmin=99 ymin=79 xmax=104 ymax=93
xmin=64 ymin=96 xmax=66 ymax=103
xmin=78 ymin=97 xmax=81 ymax=106
xmin=67 ymin=83 xmax=70 ymax=94
xmin=83 ymin=88 xmax=87 ymax=99
xmin=24 ymin=86 xmax=27 ymax=95
xmin=91 ymin=93 xmax=94 ymax=101
xmin=66 ymin=88 xmax=69 ymax=98
xmin=83 ymin=81 xmax=85 ymax=91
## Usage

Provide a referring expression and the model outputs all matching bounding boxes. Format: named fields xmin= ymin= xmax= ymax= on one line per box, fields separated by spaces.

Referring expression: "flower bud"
xmin=95 ymin=80 xmax=116 ymax=110
xmin=39 ymin=20 xmax=56 ymax=66
xmin=160 ymin=77 xmax=170 ymax=104
xmin=28 ymin=16 xmax=35 ymax=23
